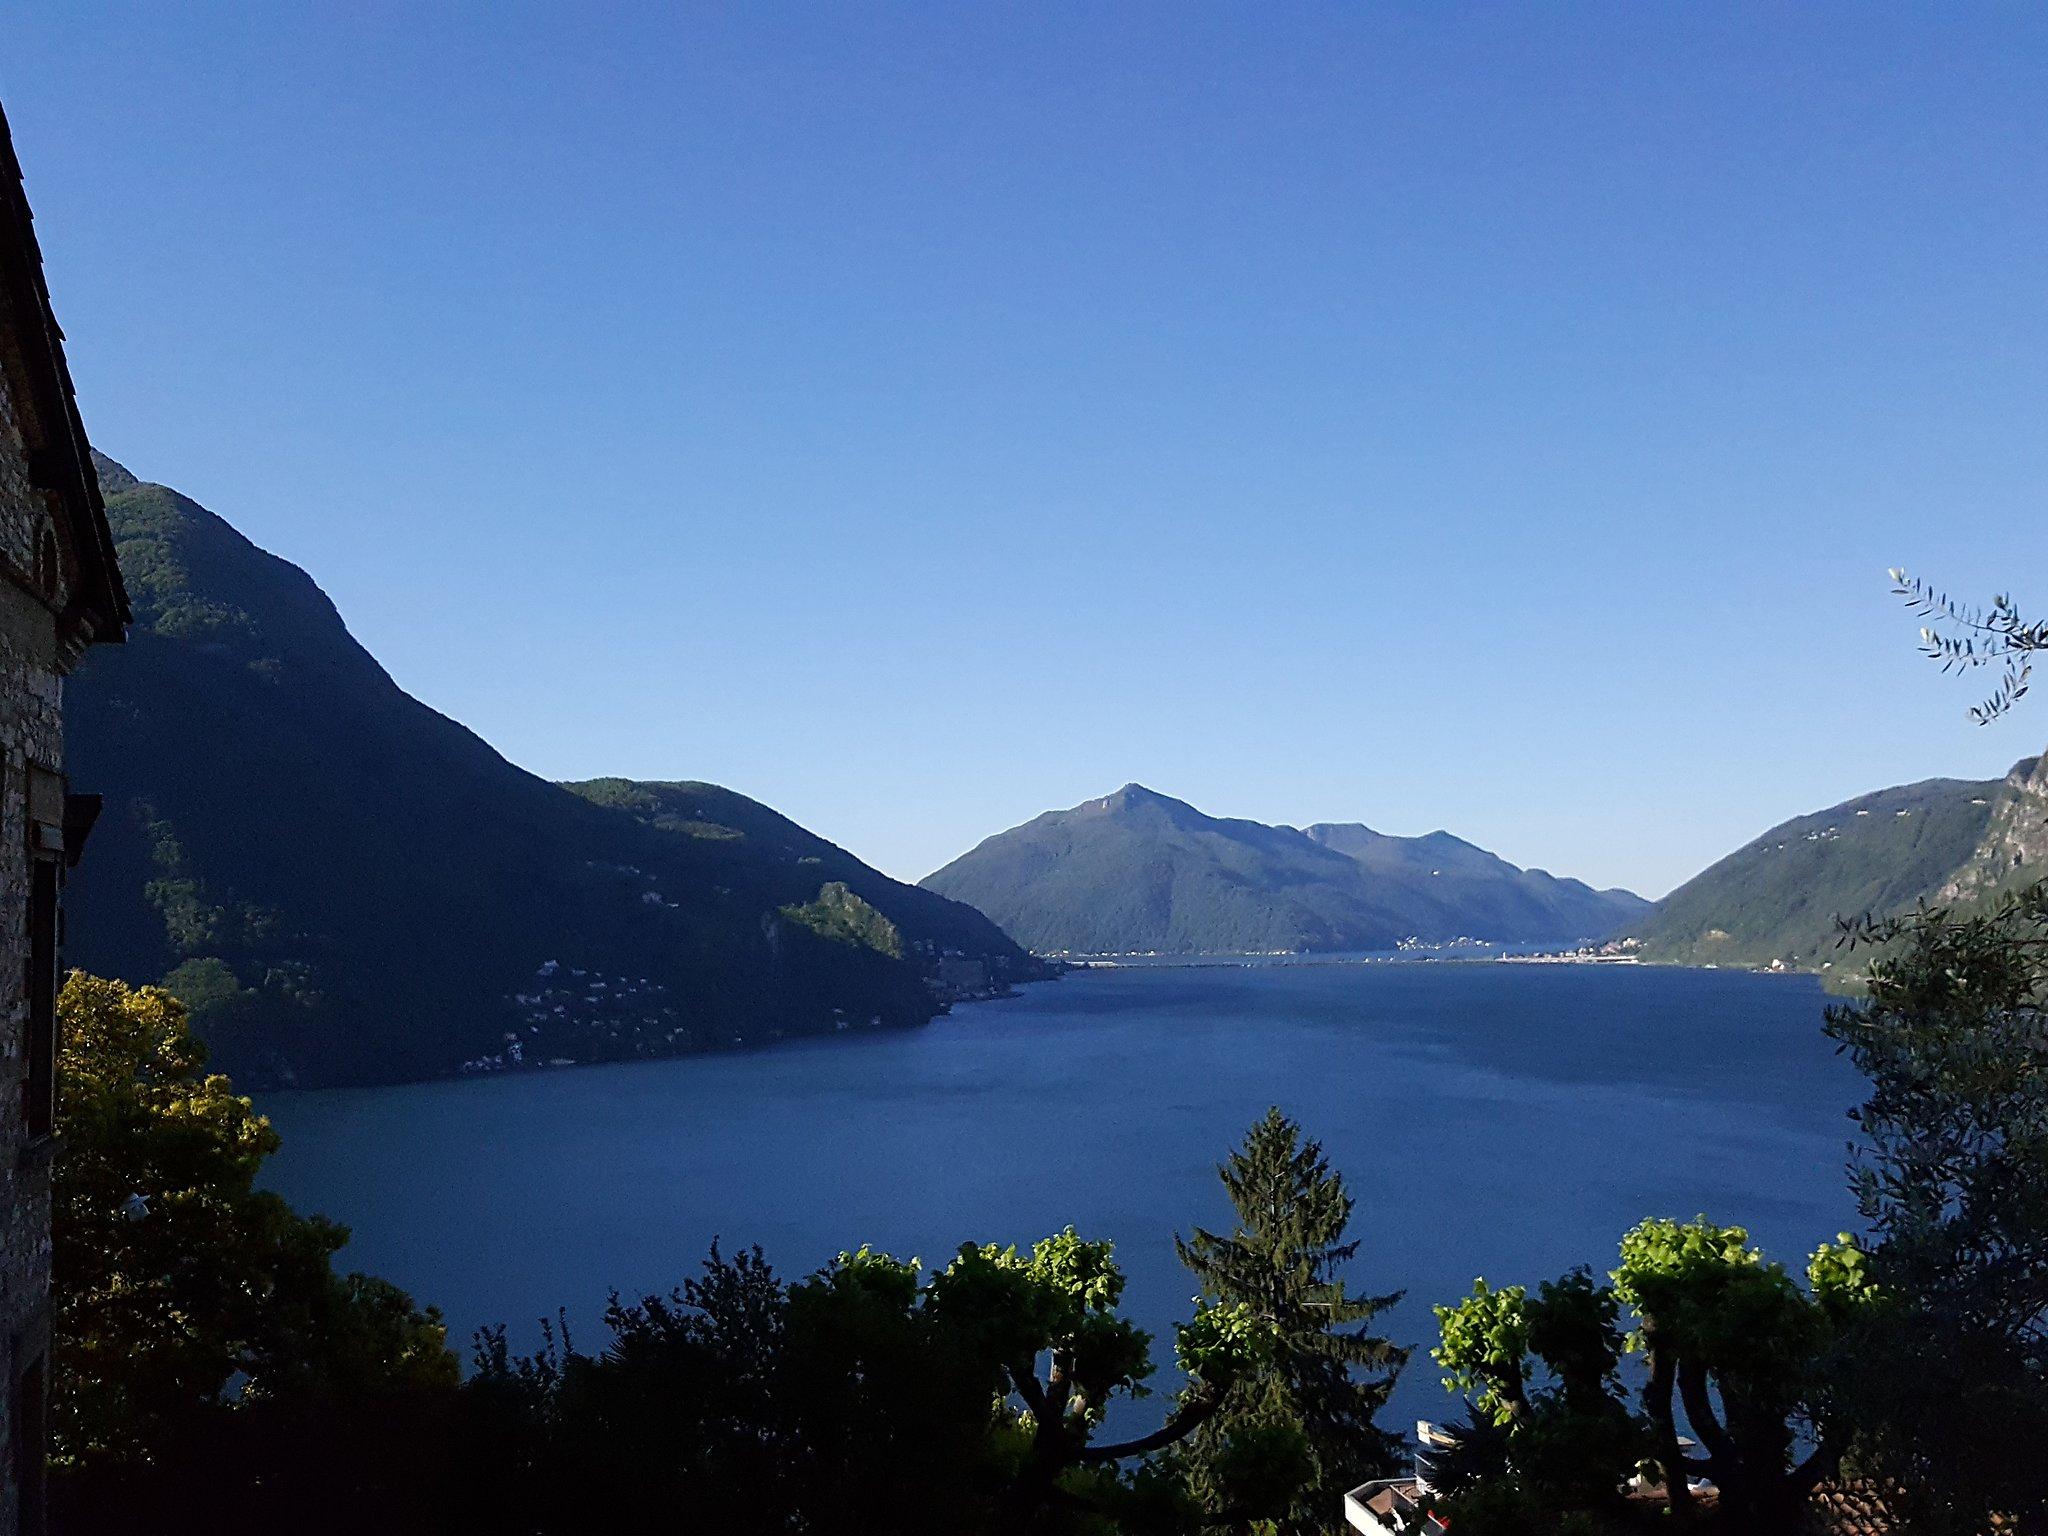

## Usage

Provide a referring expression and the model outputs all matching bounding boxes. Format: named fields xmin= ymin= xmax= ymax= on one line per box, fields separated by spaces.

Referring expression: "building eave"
xmin=0 ymin=98 xmax=130 ymax=647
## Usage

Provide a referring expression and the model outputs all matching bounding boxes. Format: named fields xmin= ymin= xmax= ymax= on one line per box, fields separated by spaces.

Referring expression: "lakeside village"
xmin=1490 ymin=937 xmax=1645 ymax=965
xmin=1056 ymin=936 xmax=1648 ymax=969
xmin=461 ymin=947 xmax=1028 ymax=1075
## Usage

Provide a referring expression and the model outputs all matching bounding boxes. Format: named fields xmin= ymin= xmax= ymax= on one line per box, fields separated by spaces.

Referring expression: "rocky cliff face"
xmin=1944 ymin=751 xmax=2048 ymax=900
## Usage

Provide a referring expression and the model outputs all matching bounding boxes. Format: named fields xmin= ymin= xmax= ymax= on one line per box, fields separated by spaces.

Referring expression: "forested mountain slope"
xmin=1301 ymin=822 xmax=1648 ymax=948
xmin=1632 ymin=769 xmax=2033 ymax=969
xmin=66 ymin=456 xmax=1041 ymax=1087
xmin=922 ymin=784 xmax=1646 ymax=954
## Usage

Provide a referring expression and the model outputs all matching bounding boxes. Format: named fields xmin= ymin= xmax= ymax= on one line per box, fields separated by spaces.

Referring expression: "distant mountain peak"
xmin=926 ymin=786 xmax=1645 ymax=955
xmin=1103 ymin=782 xmax=1173 ymax=807
xmin=1080 ymin=783 xmax=1207 ymax=822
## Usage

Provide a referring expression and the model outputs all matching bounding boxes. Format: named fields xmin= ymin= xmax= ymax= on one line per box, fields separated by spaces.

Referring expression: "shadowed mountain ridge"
xmin=923 ymin=784 xmax=1647 ymax=954
xmin=67 ymin=454 xmax=1041 ymax=1087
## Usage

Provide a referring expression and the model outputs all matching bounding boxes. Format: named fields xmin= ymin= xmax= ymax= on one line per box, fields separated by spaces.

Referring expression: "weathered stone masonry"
xmin=0 ymin=99 xmax=129 ymax=1533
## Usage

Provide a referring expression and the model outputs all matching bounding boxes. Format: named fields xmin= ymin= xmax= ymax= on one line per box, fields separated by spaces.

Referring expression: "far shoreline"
xmin=1043 ymin=946 xmax=1836 ymax=980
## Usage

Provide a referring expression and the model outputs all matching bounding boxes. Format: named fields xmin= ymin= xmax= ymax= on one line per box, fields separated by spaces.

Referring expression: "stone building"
xmin=0 ymin=102 xmax=129 ymax=1532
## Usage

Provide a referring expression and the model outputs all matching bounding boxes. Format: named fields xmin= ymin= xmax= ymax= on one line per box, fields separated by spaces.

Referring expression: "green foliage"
xmin=1409 ymin=1410 xmax=1511 ymax=1500
xmin=782 ymin=880 xmax=907 ymax=958
xmin=563 ymin=777 xmax=663 ymax=814
xmin=930 ymin=1228 xmax=1155 ymax=1431
xmin=1432 ymin=1471 xmax=1554 ymax=1535
xmin=567 ymin=780 xmax=749 ymax=841
xmin=810 ymin=1242 xmax=923 ymax=1306
xmin=1632 ymin=773 xmax=2008 ymax=970
xmin=1187 ymin=1404 xmax=1317 ymax=1524
xmin=459 ymin=1223 xmax=1263 ymax=1534
xmin=1614 ymin=1217 xmax=1795 ymax=1362
xmin=53 ymin=973 xmax=456 ymax=1467
xmin=1806 ymin=1234 xmax=1884 ymax=1321
xmin=672 ymin=817 xmax=745 ymax=840
xmin=159 ymin=954 xmax=245 ymax=1014
xmin=106 ymin=480 xmax=254 ymax=642
xmin=1892 ymin=570 xmax=2048 ymax=724
xmin=1830 ymin=882 xmax=2048 ymax=1337
xmin=1522 ymin=1269 xmax=1624 ymax=1417
xmin=926 ymin=1237 xmax=1080 ymax=1376
xmin=1822 ymin=879 xmax=2048 ymax=1532
xmin=1614 ymin=1218 xmax=1867 ymax=1523
xmin=1175 ymin=1299 xmax=1269 ymax=1384
xmin=1174 ymin=1107 xmax=1405 ymax=1533
xmin=141 ymin=811 xmax=227 ymax=952
xmin=51 ymin=973 xmax=460 ymax=1531
xmin=1435 ymin=1279 xmax=1531 ymax=1426
xmin=1431 ymin=1268 xmax=1638 ymax=1524
xmin=1432 ymin=1221 xmax=1873 ymax=1530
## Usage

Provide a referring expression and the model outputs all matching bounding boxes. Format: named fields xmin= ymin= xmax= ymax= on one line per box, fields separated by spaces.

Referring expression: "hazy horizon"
xmin=11 ymin=4 xmax=2048 ymax=897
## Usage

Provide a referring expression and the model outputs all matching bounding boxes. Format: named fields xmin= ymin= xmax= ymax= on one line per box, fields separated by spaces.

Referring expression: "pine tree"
xmin=1174 ymin=1107 xmax=1407 ymax=1531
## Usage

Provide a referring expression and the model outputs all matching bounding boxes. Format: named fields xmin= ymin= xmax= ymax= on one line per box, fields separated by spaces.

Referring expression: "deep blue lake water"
xmin=261 ymin=962 xmax=1862 ymax=1434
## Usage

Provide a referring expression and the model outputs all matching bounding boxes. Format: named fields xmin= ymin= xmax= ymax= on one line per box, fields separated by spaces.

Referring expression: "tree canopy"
xmin=1826 ymin=881 xmax=2048 ymax=1533
xmin=1173 ymin=1107 xmax=1406 ymax=1533
xmin=460 ymin=1228 xmax=1273 ymax=1535
xmin=51 ymin=974 xmax=458 ymax=1531
xmin=1428 ymin=1221 xmax=1877 ymax=1532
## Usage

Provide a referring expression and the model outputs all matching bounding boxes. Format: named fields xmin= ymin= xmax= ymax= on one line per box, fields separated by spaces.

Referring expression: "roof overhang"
xmin=0 ymin=98 xmax=130 ymax=652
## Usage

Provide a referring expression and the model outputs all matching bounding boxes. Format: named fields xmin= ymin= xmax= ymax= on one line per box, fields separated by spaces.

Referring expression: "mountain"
xmin=920 ymin=784 xmax=1647 ymax=955
xmin=1940 ymin=751 xmax=2048 ymax=904
xmin=1632 ymin=761 xmax=2041 ymax=969
xmin=65 ymin=455 xmax=1043 ymax=1088
xmin=1299 ymin=822 xmax=1650 ymax=944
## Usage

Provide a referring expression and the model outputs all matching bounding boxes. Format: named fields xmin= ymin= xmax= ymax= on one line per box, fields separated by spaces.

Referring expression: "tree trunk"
xmin=1644 ymin=1339 xmax=1694 ymax=1516
xmin=1676 ymin=1357 xmax=1739 ymax=1485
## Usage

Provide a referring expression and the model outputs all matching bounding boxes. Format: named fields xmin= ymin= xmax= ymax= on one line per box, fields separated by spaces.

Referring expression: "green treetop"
xmin=53 ymin=974 xmax=456 ymax=1466
xmin=1173 ymin=1107 xmax=1407 ymax=1533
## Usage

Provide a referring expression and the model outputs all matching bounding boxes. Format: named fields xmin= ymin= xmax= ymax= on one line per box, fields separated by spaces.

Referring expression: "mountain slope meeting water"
xmin=921 ymin=783 xmax=1647 ymax=954
xmin=1633 ymin=758 xmax=2042 ymax=969
xmin=65 ymin=456 xmax=1043 ymax=1088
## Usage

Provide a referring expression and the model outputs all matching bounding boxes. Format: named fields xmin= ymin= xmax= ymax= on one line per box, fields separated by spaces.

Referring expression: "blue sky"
xmin=7 ymin=3 xmax=2046 ymax=897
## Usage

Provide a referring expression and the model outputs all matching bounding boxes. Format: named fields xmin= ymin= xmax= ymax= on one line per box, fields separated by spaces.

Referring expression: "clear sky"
xmin=7 ymin=4 xmax=2047 ymax=897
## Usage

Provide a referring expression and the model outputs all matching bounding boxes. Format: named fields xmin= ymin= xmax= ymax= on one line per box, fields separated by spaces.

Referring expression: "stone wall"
xmin=1 ymin=344 xmax=64 ymax=1535
xmin=0 ymin=360 xmax=72 ymax=610
xmin=0 ymin=361 xmax=38 ymax=565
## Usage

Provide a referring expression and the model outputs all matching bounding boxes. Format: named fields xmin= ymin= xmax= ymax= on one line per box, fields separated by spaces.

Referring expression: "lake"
xmin=261 ymin=961 xmax=1862 ymax=1434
